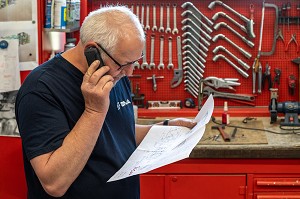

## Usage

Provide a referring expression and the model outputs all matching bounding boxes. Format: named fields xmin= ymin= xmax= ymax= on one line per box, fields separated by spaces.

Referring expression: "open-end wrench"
xmin=158 ymin=35 xmax=165 ymax=70
xmin=130 ymin=4 xmax=134 ymax=13
xmin=172 ymin=4 xmax=179 ymax=34
xmin=159 ymin=4 xmax=164 ymax=32
xmin=171 ymin=36 xmax=183 ymax=88
xmin=182 ymin=38 xmax=207 ymax=58
xmin=203 ymin=86 xmax=255 ymax=101
xmin=152 ymin=4 xmax=157 ymax=31
xmin=165 ymin=4 xmax=172 ymax=33
xmin=148 ymin=34 xmax=155 ymax=69
xmin=145 ymin=4 xmax=150 ymax=30
xmin=140 ymin=4 xmax=145 ymax=29
xmin=136 ymin=4 xmax=140 ymax=21
xmin=140 ymin=38 xmax=148 ymax=70
xmin=167 ymin=37 xmax=174 ymax=70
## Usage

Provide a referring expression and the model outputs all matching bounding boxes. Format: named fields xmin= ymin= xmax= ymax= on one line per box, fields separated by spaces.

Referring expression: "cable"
xmin=211 ymin=116 xmax=300 ymax=135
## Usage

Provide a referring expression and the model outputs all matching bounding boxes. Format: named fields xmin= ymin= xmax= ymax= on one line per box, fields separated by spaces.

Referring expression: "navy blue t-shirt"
xmin=15 ymin=54 xmax=139 ymax=198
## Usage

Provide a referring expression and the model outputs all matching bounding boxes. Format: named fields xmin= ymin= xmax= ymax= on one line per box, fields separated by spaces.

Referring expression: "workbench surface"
xmin=137 ymin=117 xmax=300 ymax=159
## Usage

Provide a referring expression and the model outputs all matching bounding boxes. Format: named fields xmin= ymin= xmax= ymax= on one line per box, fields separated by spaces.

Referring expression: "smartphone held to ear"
xmin=84 ymin=46 xmax=104 ymax=68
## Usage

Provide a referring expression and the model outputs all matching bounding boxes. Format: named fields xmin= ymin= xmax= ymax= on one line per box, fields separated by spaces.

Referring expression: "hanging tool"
xmin=288 ymin=74 xmax=296 ymax=96
xmin=286 ymin=2 xmax=291 ymax=32
xmin=285 ymin=34 xmax=299 ymax=53
xmin=208 ymin=0 xmax=255 ymax=38
xmin=297 ymin=4 xmax=300 ymax=30
xmin=170 ymin=36 xmax=183 ymax=88
xmin=273 ymin=68 xmax=281 ymax=88
xmin=252 ymin=0 xmax=265 ymax=94
xmin=146 ymin=75 xmax=164 ymax=92
xmin=262 ymin=63 xmax=272 ymax=90
xmin=292 ymin=57 xmax=300 ymax=100
xmin=260 ymin=3 xmax=279 ymax=56
xmin=203 ymin=76 xmax=241 ymax=91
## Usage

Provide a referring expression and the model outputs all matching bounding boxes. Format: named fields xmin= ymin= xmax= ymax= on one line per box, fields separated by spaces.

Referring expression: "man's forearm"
xmin=31 ymin=110 xmax=106 ymax=197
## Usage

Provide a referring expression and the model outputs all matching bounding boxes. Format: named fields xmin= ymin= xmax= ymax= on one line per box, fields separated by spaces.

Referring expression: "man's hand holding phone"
xmin=82 ymin=59 xmax=113 ymax=115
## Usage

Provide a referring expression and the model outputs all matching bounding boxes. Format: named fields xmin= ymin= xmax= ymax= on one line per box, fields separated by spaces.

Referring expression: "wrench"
xmin=182 ymin=44 xmax=206 ymax=64
xmin=165 ymin=4 xmax=171 ymax=33
xmin=183 ymin=65 xmax=203 ymax=78
xmin=181 ymin=18 xmax=212 ymax=41
xmin=136 ymin=4 xmax=140 ymax=21
xmin=152 ymin=4 xmax=157 ymax=31
xmin=182 ymin=25 xmax=210 ymax=47
xmin=183 ymin=61 xmax=204 ymax=74
xmin=213 ymin=54 xmax=249 ymax=78
xmin=181 ymin=2 xmax=214 ymax=26
xmin=140 ymin=4 xmax=145 ymax=29
xmin=184 ymin=76 xmax=201 ymax=92
xmin=182 ymin=38 xmax=207 ymax=58
xmin=182 ymin=32 xmax=208 ymax=52
xmin=170 ymin=36 xmax=183 ymax=88
xmin=183 ymin=56 xmax=205 ymax=72
xmin=181 ymin=10 xmax=213 ymax=34
xmin=203 ymin=86 xmax=255 ymax=101
xmin=159 ymin=4 xmax=164 ymax=32
xmin=184 ymin=86 xmax=198 ymax=98
xmin=145 ymin=4 xmax=150 ymax=30
xmin=167 ymin=37 xmax=174 ymax=70
xmin=212 ymin=34 xmax=252 ymax=59
xmin=148 ymin=34 xmax=155 ymax=69
xmin=158 ymin=35 xmax=165 ymax=70
xmin=140 ymin=39 xmax=148 ymax=69
xmin=172 ymin=4 xmax=179 ymax=34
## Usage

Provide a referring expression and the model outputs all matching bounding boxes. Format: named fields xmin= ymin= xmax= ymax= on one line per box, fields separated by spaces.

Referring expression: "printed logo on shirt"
xmin=117 ymin=99 xmax=131 ymax=110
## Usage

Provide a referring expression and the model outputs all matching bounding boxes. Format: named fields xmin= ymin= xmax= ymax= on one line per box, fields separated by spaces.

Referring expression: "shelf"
xmin=44 ymin=21 xmax=80 ymax=33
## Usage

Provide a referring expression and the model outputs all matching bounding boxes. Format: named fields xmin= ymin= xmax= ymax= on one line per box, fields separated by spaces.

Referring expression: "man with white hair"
xmin=16 ymin=6 xmax=196 ymax=198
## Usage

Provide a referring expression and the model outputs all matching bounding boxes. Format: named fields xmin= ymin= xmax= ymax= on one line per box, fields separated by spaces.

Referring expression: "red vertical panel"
xmin=0 ymin=137 xmax=27 ymax=199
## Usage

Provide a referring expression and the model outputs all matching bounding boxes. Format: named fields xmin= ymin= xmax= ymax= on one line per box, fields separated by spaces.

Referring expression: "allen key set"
xmin=96 ymin=1 xmax=299 ymax=108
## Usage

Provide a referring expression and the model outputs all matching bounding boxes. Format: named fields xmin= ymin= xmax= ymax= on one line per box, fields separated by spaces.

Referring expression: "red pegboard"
xmin=90 ymin=0 xmax=300 ymax=108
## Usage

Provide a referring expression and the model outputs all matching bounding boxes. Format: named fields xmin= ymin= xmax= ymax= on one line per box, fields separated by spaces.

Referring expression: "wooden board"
xmin=199 ymin=119 xmax=268 ymax=145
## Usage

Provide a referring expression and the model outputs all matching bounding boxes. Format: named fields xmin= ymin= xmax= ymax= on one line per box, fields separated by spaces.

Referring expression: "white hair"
xmin=80 ymin=6 xmax=145 ymax=54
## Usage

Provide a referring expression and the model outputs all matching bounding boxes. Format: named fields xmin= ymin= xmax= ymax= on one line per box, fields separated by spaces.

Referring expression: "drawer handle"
xmin=257 ymin=194 xmax=300 ymax=199
xmin=257 ymin=180 xmax=300 ymax=186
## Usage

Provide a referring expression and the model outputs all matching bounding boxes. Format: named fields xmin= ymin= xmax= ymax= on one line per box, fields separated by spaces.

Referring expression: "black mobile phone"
xmin=84 ymin=46 xmax=104 ymax=68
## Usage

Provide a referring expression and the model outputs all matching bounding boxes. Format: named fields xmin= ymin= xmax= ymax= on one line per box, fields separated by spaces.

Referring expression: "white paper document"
xmin=108 ymin=95 xmax=214 ymax=182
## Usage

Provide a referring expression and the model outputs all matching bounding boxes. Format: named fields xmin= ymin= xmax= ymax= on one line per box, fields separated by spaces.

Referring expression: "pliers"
xmin=285 ymin=34 xmax=299 ymax=53
xmin=203 ymin=76 xmax=241 ymax=91
xmin=262 ymin=63 xmax=272 ymax=90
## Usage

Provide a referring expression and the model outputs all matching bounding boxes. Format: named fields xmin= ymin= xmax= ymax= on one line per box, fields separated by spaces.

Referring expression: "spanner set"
xmin=97 ymin=1 xmax=300 ymax=107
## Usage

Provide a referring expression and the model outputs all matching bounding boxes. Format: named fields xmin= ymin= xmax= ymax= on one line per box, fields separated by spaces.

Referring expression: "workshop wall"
xmin=90 ymin=0 xmax=299 ymax=108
